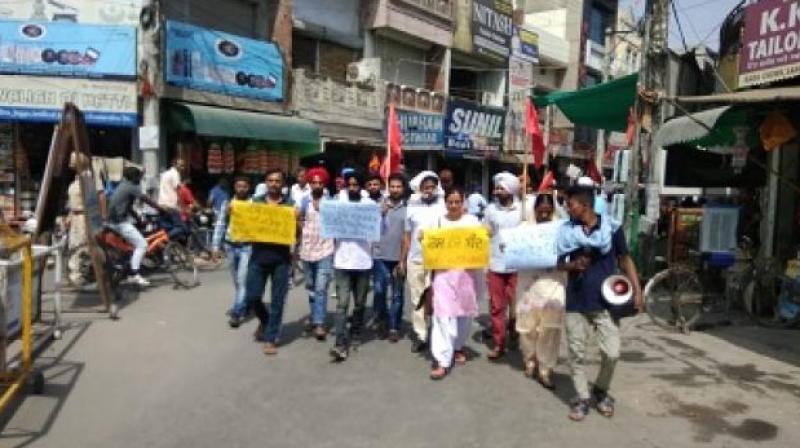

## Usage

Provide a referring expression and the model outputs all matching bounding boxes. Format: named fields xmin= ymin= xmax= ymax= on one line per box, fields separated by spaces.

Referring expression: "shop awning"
xmin=670 ymin=86 xmax=800 ymax=104
xmin=653 ymin=106 xmax=759 ymax=149
xmin=534 ymin=73 xmax=638 ymax=132
xmin=169 ymin=102 xmax=320 ymax=154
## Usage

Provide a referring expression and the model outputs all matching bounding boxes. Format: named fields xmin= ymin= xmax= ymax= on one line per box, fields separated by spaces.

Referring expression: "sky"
xmin=620 ymin=0 xmax=746 ymax=52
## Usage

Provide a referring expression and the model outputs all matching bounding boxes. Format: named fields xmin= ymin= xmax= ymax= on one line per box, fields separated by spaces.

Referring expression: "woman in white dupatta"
xmin=515 ymin=193 xmax=567 ymax=389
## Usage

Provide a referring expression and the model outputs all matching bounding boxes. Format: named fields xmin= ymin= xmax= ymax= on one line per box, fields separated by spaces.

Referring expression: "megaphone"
xmin=602 ymin=274 xmax=636 ymax=318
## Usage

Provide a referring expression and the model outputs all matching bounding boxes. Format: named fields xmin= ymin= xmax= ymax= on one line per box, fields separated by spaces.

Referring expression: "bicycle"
xmin=644 ymin=240 xmax=770 ymax=333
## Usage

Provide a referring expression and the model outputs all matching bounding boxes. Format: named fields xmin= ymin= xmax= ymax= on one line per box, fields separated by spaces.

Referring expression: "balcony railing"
xmin=394 ymin=0 xmax=453 ymax=21
xmin=291 ymin=69 xmax=385 ymax=129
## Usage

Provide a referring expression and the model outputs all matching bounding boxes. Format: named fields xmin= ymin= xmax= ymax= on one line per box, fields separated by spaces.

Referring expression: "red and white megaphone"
xmin=602 ymin=275 xmax=636 ymax=318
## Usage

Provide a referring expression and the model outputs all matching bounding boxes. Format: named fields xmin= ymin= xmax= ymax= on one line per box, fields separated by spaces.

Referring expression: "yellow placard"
xmin=228 ymin=201 xmax=296 ymax=245
xmin=422 ymin=226 xmax=490 ymax=270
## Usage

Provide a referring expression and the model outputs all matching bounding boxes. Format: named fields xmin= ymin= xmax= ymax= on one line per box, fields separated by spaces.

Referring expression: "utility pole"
xmin=625 ymin=0 xmax=669 ymax=264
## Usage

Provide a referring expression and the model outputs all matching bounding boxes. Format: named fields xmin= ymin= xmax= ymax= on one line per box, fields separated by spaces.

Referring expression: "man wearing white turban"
xmin=484 ymin=171 xmax=523 ymax=360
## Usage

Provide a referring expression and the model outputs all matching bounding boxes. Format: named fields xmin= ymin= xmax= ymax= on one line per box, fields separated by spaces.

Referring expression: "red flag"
xmin=537 ymin=170 xmax=556 ymax=192
xmin=625 ymin=107 xmax=637 ymax=146
xmin=381 ymin=103 xmax=403 ymax=179
xmin=526 ymin=98 xmax=546 ymax=169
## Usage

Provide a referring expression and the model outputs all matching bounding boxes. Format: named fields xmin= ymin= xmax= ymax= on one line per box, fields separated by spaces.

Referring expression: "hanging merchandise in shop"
xmin=0 ymin=75 xmax=137 ymax=126
xmin=0 ymin=21 xmax=136 ymax=78
xmin=739 ymin=0 xmax=800 ymax=88
xmin=165 ymin=21 xmax=284 ymax=102
xmin=445 ymin=98 xmax=505 ymax=152
xmin=471 ymin=0 xmax=513 ymax=59
xmin=396 ymin=110 xmax=444 ymax=151
xmin=1 ymin=1 xmax=146 ymax=25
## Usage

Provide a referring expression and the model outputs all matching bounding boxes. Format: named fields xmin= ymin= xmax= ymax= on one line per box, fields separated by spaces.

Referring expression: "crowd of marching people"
xmin=208 ymin=163 xmax=644 ymax=422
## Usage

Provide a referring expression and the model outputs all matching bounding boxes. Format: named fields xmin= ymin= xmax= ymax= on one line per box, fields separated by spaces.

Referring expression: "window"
xmin=588 ymin=5 xmax=609 ymax=44
xmin=293 ymin=33 xmax=317 ymax=71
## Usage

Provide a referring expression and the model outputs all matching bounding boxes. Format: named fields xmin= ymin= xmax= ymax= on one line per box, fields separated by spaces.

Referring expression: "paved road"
xmin=1 ymin=268 xmax=799 ymax=447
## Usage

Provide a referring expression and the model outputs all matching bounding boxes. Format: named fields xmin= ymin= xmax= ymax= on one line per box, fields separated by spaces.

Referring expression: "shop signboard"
xmin=0 ymin=75 xmax=137 ymax=126
xmin=165 ymin=20 xmax=284 ymax=102
xmin=512 ymin=25 xmax=539 ymax=64
xmin=0 ymin=1 xmax=145 ymax=25
xmin=0 ymin=21 xmax=136 ymax=78
xmin=396 ymin=110 xmax=444 ymax=151
xmin=471 ymin=0 xmax=513 ymax=60
xmin=739 ymin=0 xmax=800 ymax=87
xmin=444 ymin=98 xmax=505 ymax=152
xmin=506 ymin=57 xmax=533 ymax=152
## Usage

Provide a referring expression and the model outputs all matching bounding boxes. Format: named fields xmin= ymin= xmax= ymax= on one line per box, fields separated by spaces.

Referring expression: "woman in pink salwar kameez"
xmin=427 ymin=188 xmax=481 ymax=380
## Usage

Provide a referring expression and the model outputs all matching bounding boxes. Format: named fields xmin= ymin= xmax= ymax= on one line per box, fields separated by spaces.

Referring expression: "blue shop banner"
xmin=394 ymin=110 xmax=444 ymax=150
xmin=0 ymin=21 xmax=136 ymax=78
xmin=165 ymin=21 xmax=284 ymax=102
xmin=444 ymin=99 xmax=506 ymax=152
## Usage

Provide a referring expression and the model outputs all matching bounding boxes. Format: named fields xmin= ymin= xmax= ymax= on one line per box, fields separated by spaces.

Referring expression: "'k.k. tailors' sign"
xmin=739 ymin=0 xmax=800 ymax=87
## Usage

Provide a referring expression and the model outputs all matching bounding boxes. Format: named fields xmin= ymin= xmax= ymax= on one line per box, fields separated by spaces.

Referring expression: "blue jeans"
xmin=244 ymin=260 xmax=290 ymax=344
xmin=304 ymin=255 xmax=333 ymax=325
xmin=225 ymin=243 xmax=252 ymax=318
xmin=372 ymin=259 xmax=404 ymax=331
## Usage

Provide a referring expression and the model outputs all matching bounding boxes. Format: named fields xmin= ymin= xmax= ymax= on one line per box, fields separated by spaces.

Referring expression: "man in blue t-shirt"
xmin=558 ymin=186 xmax=642 ymax=422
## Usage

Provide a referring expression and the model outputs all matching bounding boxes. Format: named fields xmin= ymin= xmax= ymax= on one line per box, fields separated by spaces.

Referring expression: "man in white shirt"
xmin=330 ymin=170 xmax=375 ymax=361
xmin=158 ymin=158 xmax=185 ymax=209
xmin=290 ymin=167 xmax=310 ymax=205
xmin=398 ymin=172 xmax=445 ymax=353
xmin=484 ymin=172 xmax=523 ymax=360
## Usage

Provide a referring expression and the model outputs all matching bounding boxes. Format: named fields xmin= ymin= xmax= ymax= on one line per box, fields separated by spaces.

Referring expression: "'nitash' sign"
xmin=472 ymin=0 xmax=513 ymax=60
xmin=444 ymin=99 xmax=506 ymax=152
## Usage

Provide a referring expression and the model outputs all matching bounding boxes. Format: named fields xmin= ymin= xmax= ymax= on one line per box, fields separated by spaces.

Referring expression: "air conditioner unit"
xmin=346 ymin=58 xmax=381 ymax=84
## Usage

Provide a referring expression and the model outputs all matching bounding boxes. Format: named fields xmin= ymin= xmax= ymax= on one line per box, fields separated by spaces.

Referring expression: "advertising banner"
xmin=471 ymin=0 xmax=513 ymax=60
xmin=444 ymin=98 xmax=506 ymax=151
xmin=397 ymin=110 xmax=444 ymax=150
xmin=0 ymin=75 xmax=137 ymax=126
xmin=739 ymin=0 xmax=800 ymax=87
xmin=165 ymin=20 xmax=284 ymax=102
xmin=0 ymin=21 xmax=136 ymax=78
xmin=512 ymin=25 xmax=539 ymax=64
xmin=1 ymin=0 xmax=145 ymax=25
xmin=506 ymin=57 xmax=533 ymax=152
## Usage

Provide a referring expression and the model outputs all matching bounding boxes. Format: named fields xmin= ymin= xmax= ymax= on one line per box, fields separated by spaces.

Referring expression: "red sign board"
xmin=739 ymin=0 xmax=800 ymax=87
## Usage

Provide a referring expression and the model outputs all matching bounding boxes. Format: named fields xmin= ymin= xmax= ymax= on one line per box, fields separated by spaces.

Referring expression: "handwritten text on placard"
xmin=229 ymin=201 xmax=296 ymax=245
xmin=320 ymin=201 xmax=382 ymax=241
xmin=500 ymin=221 xmax=561 ymax=270
xmin=422 ymin=226 xmax=490 ymax=270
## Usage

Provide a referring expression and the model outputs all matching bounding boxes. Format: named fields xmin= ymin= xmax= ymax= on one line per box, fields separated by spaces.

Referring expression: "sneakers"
xmin=313 ymin=325 xmax=327 ymax=341
xmin=387 ymin=330 xmax=400 ymax=343
xmin=126 ymin=274 xmax=150 ymax=287
xmin=330 ymin=345 xmax=348 ymax=362
xmin=228 ymin=315 xmax=242 ymax=329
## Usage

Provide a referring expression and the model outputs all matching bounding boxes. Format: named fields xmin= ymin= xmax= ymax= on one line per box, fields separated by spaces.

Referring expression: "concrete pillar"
xmin=140 ymin=0 xmax=162 ymax=193
xmin=271 ymin=0 xmax=294 ymax=110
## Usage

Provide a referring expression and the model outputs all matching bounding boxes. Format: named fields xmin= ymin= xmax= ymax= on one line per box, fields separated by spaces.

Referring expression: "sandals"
xmin=593 ymin=388 xmax=615 ymax=417
xmin=568 ymin=399 xmax=590 ymax=421
xmin=523 ymin=361 xmax=536 ymax=378
xmin=454 ymin=350 xmax=467 ymax=365
xmin=537 ymin=369 xmax=555 ymax=390
xmin=430 ymin=365 xmax=449 ymax=380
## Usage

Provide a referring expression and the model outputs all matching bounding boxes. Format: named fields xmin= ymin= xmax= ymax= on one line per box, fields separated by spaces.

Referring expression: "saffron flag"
xmin=526 ymin=98 xmax=546 ymax=169
xmin=381 ymin=103 xmax=403 ymax=179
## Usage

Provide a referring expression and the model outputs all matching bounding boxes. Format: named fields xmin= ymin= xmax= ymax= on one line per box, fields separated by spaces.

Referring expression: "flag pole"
xmin=385 ymin=103 xmax=392 ymax=189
